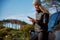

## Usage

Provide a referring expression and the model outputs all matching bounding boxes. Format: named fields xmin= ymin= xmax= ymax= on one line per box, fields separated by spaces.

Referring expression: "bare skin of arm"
xmin=27 ymin=16 xmax=37 ymax=23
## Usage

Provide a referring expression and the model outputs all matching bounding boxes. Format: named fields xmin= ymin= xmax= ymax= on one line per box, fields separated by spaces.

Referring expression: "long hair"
xmin=39 ymin=5 xmax=50 ymax=14
xmin=33 ymin=0 xmax=50 ymax=14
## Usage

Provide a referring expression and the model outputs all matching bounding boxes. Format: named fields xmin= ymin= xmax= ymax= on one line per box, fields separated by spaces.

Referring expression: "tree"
xmin=20 ymin=24 xmax=34 ymax=33
xmin=19 ymin=24 xmax=34 ymax=39
xmin=3 ymin=35 xmax=12 ymax=40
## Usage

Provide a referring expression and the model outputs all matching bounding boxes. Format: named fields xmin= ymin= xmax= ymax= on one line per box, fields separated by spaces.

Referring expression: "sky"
xmin=0 ymin=0 xmax=36 ymax=24
xmin=0 ymin=0 xmax=60 ymax=24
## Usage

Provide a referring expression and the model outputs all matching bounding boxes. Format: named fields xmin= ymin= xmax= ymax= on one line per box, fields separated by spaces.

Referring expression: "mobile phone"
xmin=27 ymin=16 xmax=32 ymax=19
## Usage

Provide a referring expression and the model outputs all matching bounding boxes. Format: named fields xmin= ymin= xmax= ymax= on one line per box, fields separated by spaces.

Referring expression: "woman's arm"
xmin=27 ymin=16 xmax=37 ymax=24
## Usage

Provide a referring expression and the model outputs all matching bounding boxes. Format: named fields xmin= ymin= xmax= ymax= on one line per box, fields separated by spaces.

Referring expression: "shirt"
xmin=34 ymin=12 xmax=43 ymax=32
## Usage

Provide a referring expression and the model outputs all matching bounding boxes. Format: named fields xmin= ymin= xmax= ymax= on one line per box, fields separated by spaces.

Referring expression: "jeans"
xmin=37 ymin=31 xmax=48 ymax=40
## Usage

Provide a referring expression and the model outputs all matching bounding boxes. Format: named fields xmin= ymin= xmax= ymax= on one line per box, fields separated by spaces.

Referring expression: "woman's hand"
xmin=27 ymin=16 xmax=36 ymax=23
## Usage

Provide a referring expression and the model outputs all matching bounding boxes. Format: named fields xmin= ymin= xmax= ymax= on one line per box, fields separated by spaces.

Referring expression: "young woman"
xmin=29 ymin=0 xmax=49 ymax=40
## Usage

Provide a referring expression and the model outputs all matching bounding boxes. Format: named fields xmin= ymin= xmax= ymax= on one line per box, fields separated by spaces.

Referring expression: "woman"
xmin=29 ymin=0 xmax=49 ymax=40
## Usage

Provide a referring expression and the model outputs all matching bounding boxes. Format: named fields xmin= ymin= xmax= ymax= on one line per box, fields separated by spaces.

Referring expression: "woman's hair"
xmin=33 ymin=0 xmax=50 ymax=14
xmin=33 ymin=0 xmax=41 ymax=5
xmin=36 ymin=9 xmax=42 ymax=13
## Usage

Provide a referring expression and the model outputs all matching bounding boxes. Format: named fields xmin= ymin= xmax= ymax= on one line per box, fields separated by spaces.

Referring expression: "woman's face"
xmin=34 ymin=4 xmax=40 ymax=10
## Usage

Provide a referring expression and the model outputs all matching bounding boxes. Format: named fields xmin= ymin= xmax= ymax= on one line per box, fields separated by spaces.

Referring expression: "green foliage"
xmin=3 ymin=35 xmax=12 ymax=40
xmin=0 ymin=28 xmax=8 ymax=37
xmin=0 ymin=27 xmax=17 ymax=40
xmin=20 ymin=24 xmax=34 ymax=33
xmin=19 ymin=24 xmax=34 ymax=40
xmin=0 ymin=25 xmax=5 ymax=29
xmin=0 ymin=23 xmax=34 ymax=40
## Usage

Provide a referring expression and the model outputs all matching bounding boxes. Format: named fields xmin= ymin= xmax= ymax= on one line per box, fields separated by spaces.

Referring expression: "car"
xmin=48 ymin=12 xmax=60 ymax=32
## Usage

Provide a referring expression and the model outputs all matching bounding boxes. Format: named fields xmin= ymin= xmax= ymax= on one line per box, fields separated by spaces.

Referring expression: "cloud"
xmin=5 ymin=16 xmax=17 ymax=19
xmin=3 ymin=15 xmax=33 ymax=24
